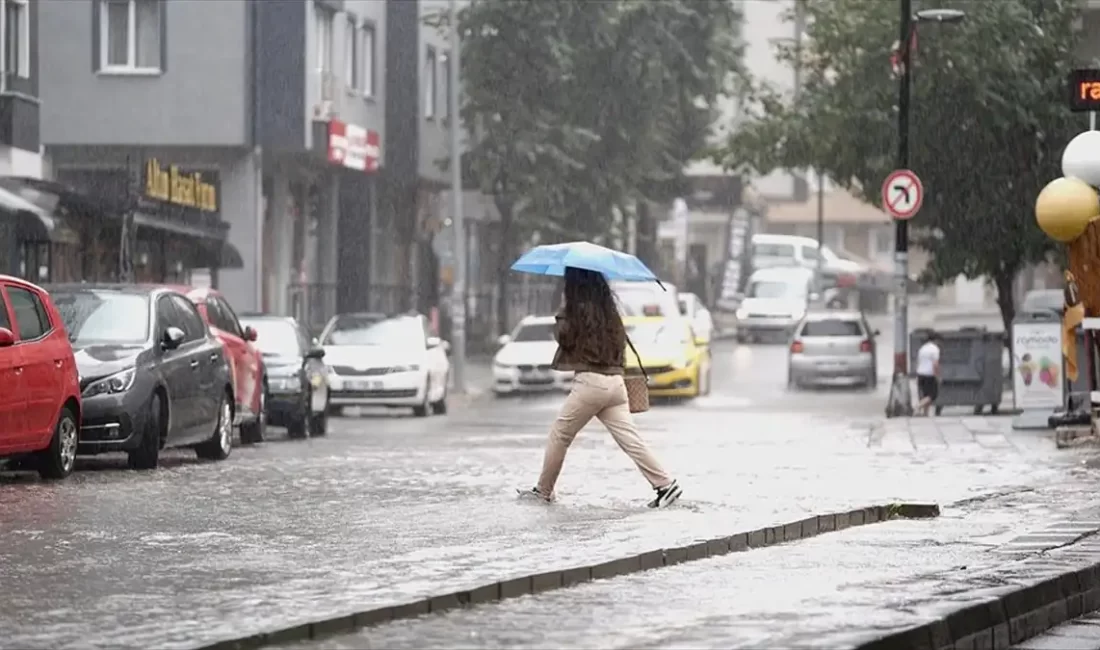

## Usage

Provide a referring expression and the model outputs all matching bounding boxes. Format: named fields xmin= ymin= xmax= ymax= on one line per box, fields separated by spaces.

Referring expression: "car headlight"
xmin=493 ymin=362 xmax=513 ymax=372
xmin=735 ymin=308 xmax=748 ymax=319
xmin=82 ymin=367 xmax=136 ymax=398
xmin=269 ymin=375 xmax=304 ymax=392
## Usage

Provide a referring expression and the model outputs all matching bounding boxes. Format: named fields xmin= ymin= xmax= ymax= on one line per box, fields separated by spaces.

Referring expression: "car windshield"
xmin=748 ymin=280 xmax=803 ymax=299
xmin=614 ymin=285 xmax=680 ymax=317
xmin=52 ymin=290 xmax=150 ymax=345
xmin=513 ymin=323 xmax=555 ymax=342
xmin=801 ymin=319 xmax=864 ymax=337
xmin=323 ymin=317 xmax=424 ymax=348
xmin=1022 ymin=290 xmax=1063 ymax=313
xmin=241 ymin=319 xmax=301 ymax=357
xmin=627 ymin=321 xmax=681 ymax=346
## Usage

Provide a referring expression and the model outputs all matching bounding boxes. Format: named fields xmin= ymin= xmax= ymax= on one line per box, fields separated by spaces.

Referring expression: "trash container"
xmin=910 ymin=327 xmax=1005 ymax=415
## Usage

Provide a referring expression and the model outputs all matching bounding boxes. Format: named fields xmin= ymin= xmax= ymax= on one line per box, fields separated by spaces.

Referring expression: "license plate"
xmin=351 ymin=380 xmax=383 ymax=390
xmin=523 ymin=371 xmax=547 ymax=380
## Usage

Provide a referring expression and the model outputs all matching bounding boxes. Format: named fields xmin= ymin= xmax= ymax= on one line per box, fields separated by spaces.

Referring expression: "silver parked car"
xmin=787 ymin=310 xmax=878 ymax=389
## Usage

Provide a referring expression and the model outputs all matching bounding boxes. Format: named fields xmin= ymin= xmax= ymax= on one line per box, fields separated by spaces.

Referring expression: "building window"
xmin=344 ymin=15 xmax=358 ymax=89
xmin=424 ymin=46 xmax=437 ymax=119
xmin=100 ymin=0 xmax=162 ymax=72
xmin=314 ymin=3 xmax=334 ymax=73
xmin=440 ymin=50 xmax=451 ymax=119
xmin=360 ymin=22 xmax=375 ymax=98
xmin=3 ymin=0 xmax=29 ymax=78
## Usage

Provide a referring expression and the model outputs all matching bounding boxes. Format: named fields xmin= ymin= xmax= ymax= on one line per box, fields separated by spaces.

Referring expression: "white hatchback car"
xmin=320 ymin=312 xmax=451 ymax=417
xmin=492 ymin=316 xmax=573 ymax=394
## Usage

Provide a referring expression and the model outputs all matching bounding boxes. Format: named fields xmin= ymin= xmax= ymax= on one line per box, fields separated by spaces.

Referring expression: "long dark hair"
xmin=562 ymin=266 xmax=625 ymax=361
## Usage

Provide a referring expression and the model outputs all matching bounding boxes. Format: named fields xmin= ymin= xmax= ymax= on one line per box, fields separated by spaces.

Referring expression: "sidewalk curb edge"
xmin=852 ymin=559 xmax=1100 ymax=650
xmin=192 ymin=502 xmax=941 ymax=650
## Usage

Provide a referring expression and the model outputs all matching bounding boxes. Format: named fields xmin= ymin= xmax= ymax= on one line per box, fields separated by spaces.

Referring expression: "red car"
xmin=182 ymin=288 xmax=267 ymax=445
xmin=0 ymin=275 xmax=81 ymax=479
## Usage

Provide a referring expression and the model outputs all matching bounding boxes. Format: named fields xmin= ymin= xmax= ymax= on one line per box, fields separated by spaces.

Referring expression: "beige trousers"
xmin=537 ymin=372 xmax=673 ymax=495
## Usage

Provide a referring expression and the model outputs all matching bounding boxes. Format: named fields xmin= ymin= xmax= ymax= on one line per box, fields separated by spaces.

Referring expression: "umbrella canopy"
xmin=510 ymin=241 xmax=659 ymax=282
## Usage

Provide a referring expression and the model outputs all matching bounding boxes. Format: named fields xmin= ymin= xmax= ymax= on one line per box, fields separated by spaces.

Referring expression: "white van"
xmin=735 ymin=267 xmax=819 ymax=342
xmin=752 ymin=233 xmax=864 ymax=276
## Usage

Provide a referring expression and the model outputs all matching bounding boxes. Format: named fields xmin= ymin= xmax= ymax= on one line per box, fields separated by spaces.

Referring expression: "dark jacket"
xmin=550 ymin=309 xmax=625 ymax=375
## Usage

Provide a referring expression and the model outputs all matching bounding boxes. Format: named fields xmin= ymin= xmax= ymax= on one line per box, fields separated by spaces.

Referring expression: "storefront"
xmin=11 ymin=156 xmax=244 ymax=285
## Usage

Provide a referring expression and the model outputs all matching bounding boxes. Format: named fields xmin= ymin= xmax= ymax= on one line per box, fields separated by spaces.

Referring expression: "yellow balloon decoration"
xmin=1035 ymin=176 xmax=1100 ymax=243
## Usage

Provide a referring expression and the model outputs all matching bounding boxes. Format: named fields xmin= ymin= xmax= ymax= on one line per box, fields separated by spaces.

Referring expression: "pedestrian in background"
xmin=520 ymin=266 xmax=682 ymax=508
xmin=916 ymin=332 xmax=942 ymax=416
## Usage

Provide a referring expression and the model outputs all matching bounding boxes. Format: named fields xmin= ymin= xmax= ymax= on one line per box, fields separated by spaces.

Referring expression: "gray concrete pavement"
xmin=0 ymin=342 xmax=1083 ymax=650
xmin=1015 ymin=612 xmax=1100 ymax=649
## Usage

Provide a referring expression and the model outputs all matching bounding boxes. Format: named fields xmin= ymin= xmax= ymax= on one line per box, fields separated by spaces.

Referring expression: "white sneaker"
xmin=648 ymin=480 xmax=682 ymax=508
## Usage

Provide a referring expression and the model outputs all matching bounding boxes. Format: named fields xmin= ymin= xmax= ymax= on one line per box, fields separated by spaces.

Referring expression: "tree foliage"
xmin=454 ymin=0 xmax=746 ymax=329
xmin=720 ymin=0 xmax=1083 ymax=330
xmin=457 ymin=0 xmax=745 ymax=239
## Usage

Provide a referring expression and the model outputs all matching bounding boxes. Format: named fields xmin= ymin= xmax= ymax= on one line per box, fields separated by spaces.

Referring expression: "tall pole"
xmin=815 ymin=169 xmax=825 ymax=277
xmin=889 ymin=0 xmax=913 ymax=415
xmin=448 ymin=0 xmax=467 ymax=393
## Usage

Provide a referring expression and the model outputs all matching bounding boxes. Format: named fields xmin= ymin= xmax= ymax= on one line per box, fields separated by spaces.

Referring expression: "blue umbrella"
xmin=510 ymin=241 xmax=660 ymax=283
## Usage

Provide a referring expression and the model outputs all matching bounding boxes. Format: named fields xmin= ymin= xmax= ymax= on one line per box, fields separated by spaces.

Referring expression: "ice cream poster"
xmin=1012 ymin=322 xmax=1064 ymax=410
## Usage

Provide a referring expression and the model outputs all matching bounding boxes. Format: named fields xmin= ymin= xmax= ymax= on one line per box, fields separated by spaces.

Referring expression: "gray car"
xmin=787 ymin=310 xmax=878 ymax=389
xmin=48 ymin=284 xmax=234 ymax=470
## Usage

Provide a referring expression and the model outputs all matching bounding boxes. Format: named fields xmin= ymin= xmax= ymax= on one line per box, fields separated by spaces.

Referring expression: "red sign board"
xmin=328 ymin=120 xmax=380 ymax=172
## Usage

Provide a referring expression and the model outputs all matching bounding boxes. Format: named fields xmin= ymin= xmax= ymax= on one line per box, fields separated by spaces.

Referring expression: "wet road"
xmin=0 ymin=338 xmax=1082 ymax=649
xmin=297 ymin=481 xmax=1100 ymax=650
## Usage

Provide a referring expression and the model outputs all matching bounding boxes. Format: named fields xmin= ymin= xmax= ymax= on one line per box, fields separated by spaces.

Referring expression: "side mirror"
xmin=426 ymin=336 xmax=442 ymax=349
xmin=162 ymin=326 xmax=186 ymax=350
xmin=0 ymin=327 xmax=14 ymax=347
xmin=305 ymin=346 xmax=326 ymax=360
xmin=497 ymin=334 xmax=512 ymax=347
xmin=243 ymin=326 xmax=258 ymax=342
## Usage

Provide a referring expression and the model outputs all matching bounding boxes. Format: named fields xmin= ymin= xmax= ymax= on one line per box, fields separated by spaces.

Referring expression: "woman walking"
xmin=521 ymin=266 xmax=682 ymax=508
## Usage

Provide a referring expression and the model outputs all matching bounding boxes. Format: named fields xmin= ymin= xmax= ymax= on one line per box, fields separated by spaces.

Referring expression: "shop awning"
xmin=220 ymin=241 xmax=244 ymax=269
xmin=0 ymin=184 xmax=58 ymax=240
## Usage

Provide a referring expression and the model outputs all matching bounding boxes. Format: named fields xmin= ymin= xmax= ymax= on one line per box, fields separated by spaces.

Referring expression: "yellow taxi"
xmin=623 ymin=315 xmax=711 ymax=398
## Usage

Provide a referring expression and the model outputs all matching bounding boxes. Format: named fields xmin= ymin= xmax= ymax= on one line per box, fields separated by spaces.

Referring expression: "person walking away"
xmin=520 ymin=266 xmax=682 ymax=508
xmin=916 ymin=332 xmax=942 ymax=416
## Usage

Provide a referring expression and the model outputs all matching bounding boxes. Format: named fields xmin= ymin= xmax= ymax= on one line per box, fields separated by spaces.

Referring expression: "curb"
xmin=194 ymin=502 xmax=940 ymax=650
xmin=853 ymin=560 xmax=1100 ymax=650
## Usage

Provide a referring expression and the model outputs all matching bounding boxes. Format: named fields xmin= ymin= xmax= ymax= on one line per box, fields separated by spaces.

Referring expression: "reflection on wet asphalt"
xmin=0 ymin=341 xmax=1092 ymax=650
xmin=295 ymin=483 xmax=1100 ymax=650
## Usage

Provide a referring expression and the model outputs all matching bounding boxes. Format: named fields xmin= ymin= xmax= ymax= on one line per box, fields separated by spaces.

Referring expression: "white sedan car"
xmin=320 ymin=312 xmax=451 ymax=417
xmin=492 ymin=316 xmax=573 ymax=395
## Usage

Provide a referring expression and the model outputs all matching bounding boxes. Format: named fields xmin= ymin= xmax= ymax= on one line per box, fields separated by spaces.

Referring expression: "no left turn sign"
xmin=882 ymin=169 xmax=923 ymax=220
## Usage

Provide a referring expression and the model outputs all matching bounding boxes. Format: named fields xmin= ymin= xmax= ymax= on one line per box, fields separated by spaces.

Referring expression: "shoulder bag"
xmin=624 ymin=336 xmax=650 ymax=413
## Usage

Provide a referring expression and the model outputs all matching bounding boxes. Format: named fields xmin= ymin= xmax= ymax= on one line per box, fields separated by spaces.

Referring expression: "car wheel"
xmin=934 ymin=405 xmax=944 ymax=416
xmin=287 ymin=414 xmax=308 ymax=439
xmin=308 ymin=411 xmax=328 ymax=437
xmin=239 ymin=384 xmax=267 ymax=445
xmin=128 ymin=392 xmax=163 ymax=470
xmin=412 ymin=377 xmax=431 ymax=417
xmin=431 ymin=376 xmax=449 ymax=415
xmin=196 ymin=391 xmax=233 ymax=461
xmin=38 ymin=406 xmax=79 ymax=480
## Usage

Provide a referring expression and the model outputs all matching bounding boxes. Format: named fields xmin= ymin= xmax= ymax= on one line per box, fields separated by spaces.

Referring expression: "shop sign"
xmin=328 ymin=120 xmax=381 ymax=172
xmin=144 ymin=158 xmax=219 ymax=213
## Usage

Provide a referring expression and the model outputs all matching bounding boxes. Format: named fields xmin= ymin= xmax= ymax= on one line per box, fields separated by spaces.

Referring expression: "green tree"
xmin=455 ymin=0 xmax=744 ymax=331
xmin=721 ymin=0 xmax=1082 ymax=333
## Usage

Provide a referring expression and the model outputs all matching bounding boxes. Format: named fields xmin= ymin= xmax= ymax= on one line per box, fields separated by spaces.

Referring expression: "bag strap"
xmin=625 ymin=335 xmax=647 ymax=381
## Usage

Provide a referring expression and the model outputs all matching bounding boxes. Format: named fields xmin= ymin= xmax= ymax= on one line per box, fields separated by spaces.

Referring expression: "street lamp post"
xmin=448 ymin=0 xmax=467 ymax=394
xmin=887 ymin=0 xmax=964 ymax=417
